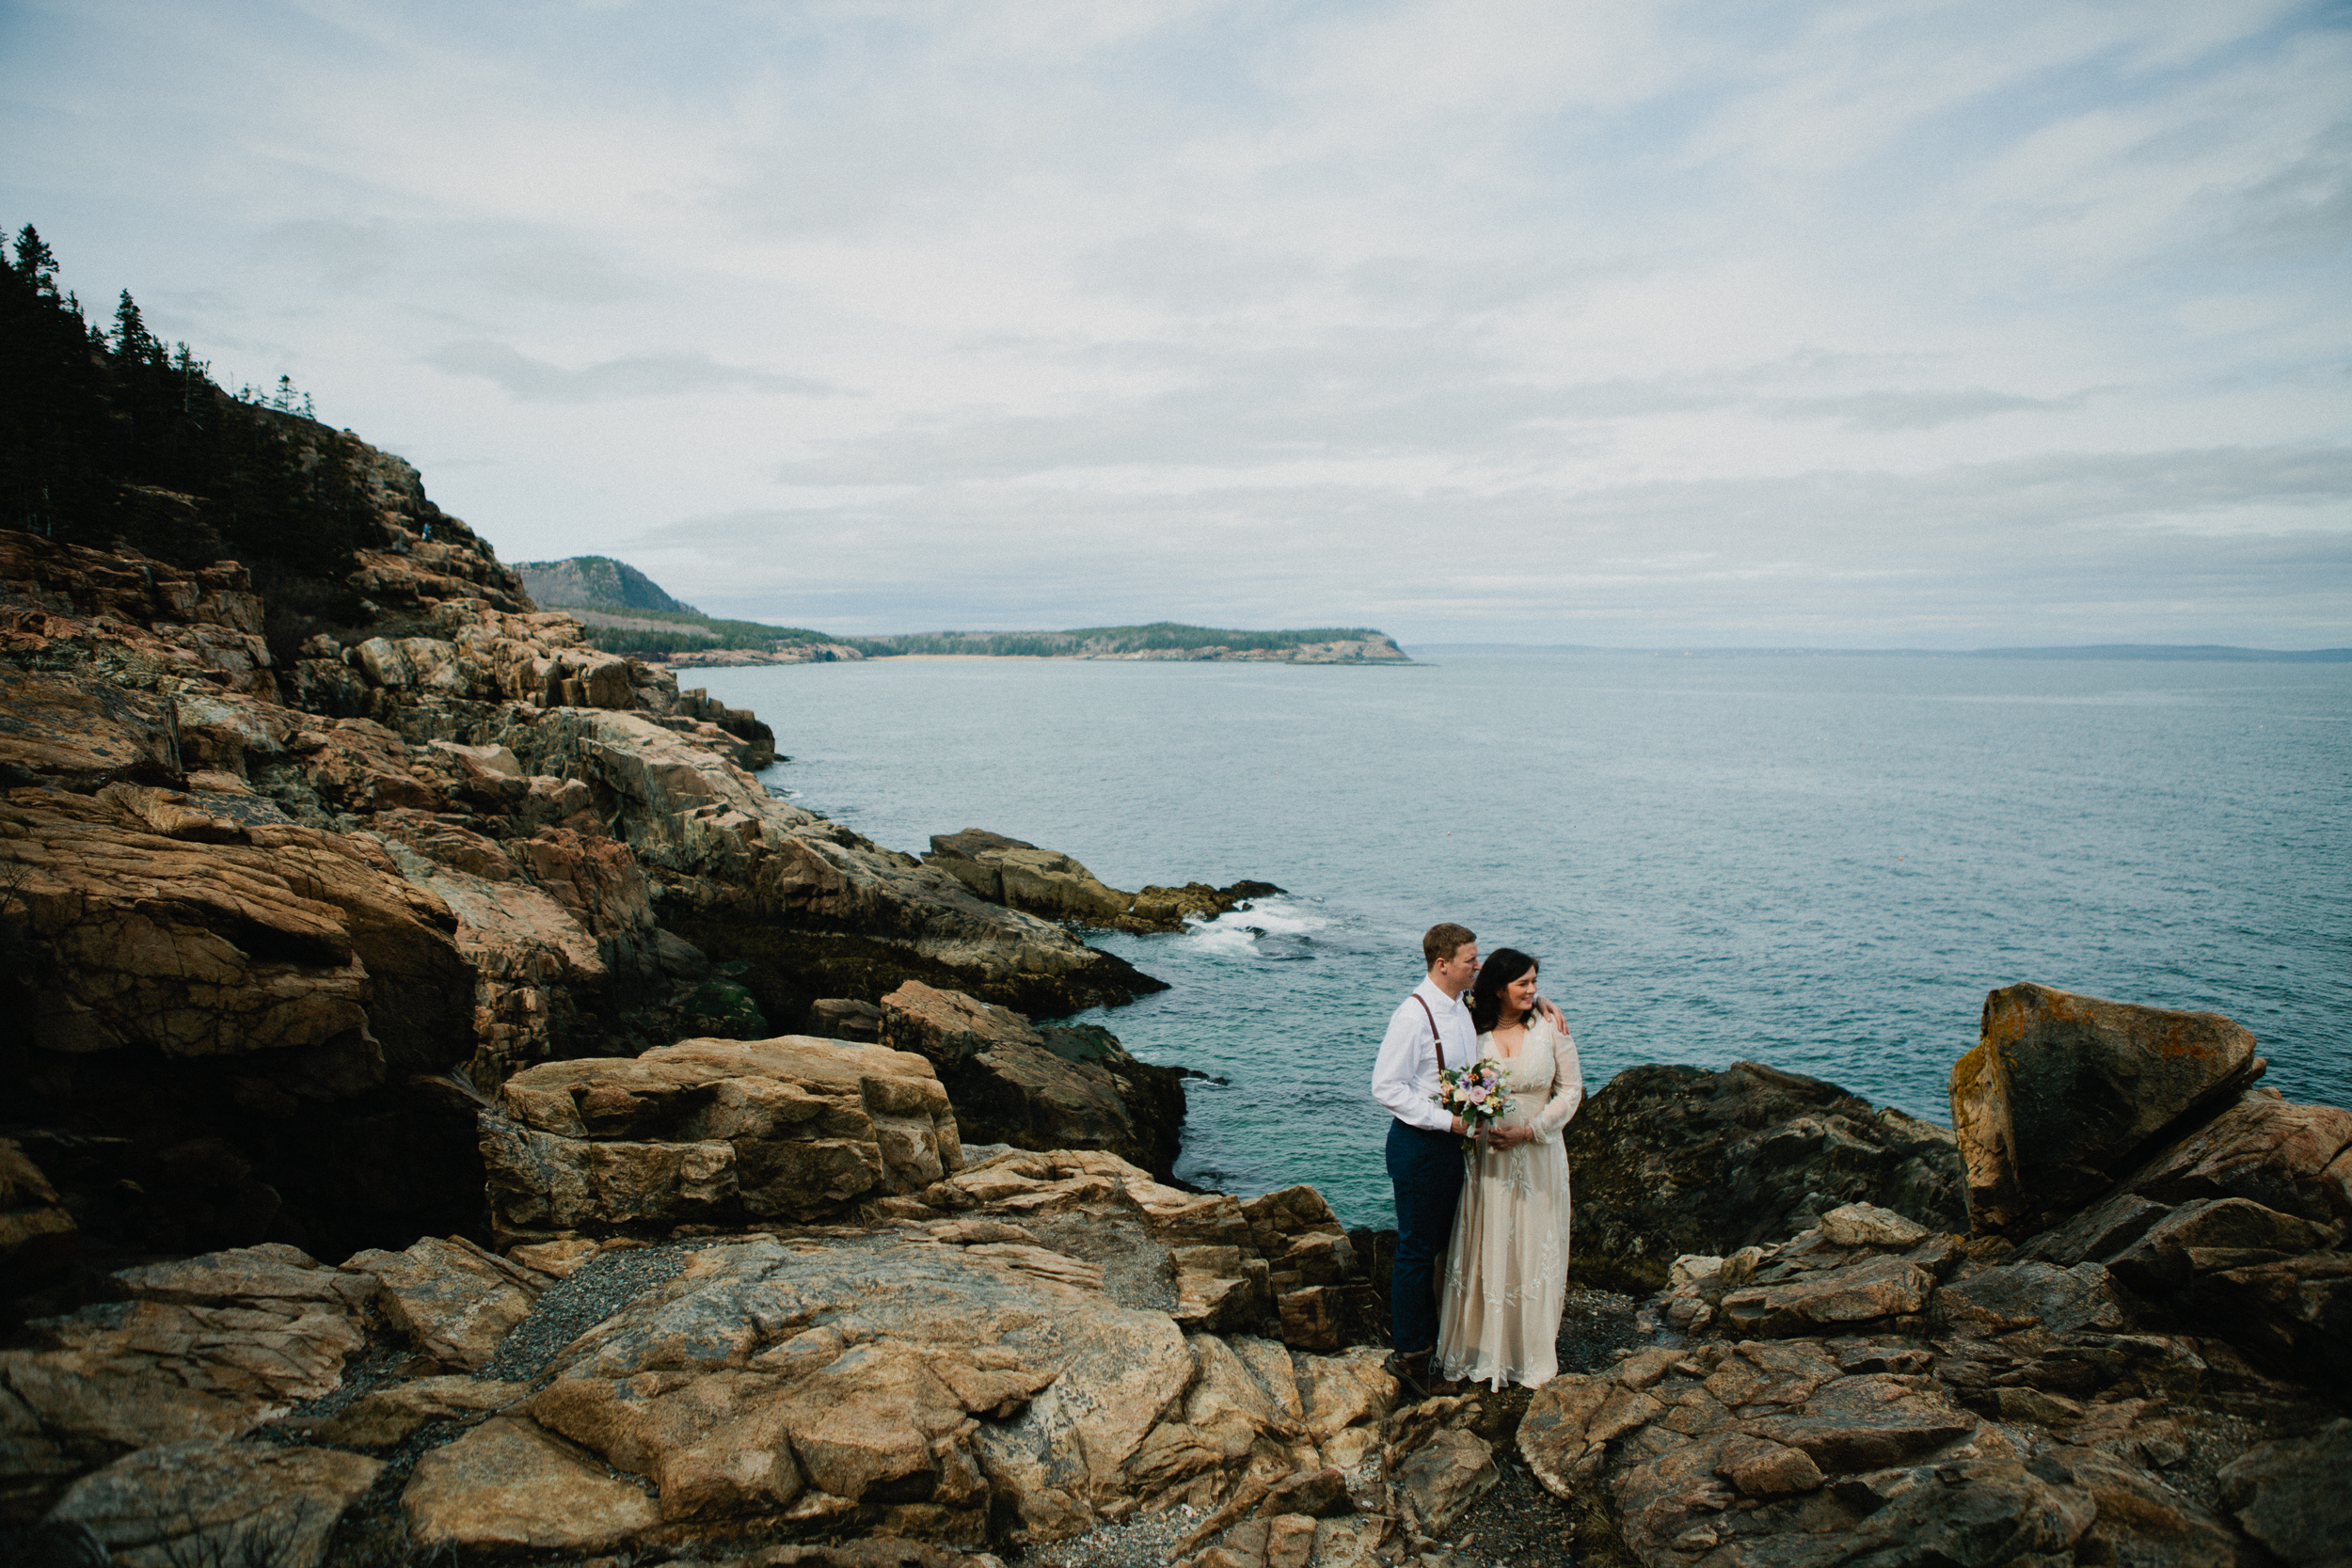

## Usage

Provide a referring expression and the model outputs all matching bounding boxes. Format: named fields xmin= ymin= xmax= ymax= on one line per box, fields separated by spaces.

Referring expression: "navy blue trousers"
xmin=1386 ymin=1118 xmax=1464 ymax=1355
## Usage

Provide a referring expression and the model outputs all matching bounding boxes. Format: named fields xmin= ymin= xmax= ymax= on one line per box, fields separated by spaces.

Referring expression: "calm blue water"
xmin=695 ymin=653 xmax=2352 ymax=1228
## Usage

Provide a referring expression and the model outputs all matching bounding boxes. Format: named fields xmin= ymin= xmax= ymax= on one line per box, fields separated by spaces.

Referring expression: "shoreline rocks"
xmin=482 ymin=1036 xmax=966 ymax=1243
xmin=924 ymin=828 xmax=1282 ymax=936
xmin=2 ymin=982 xmax=2343 ymax=1568
xmin=1521 ymin=985 xmax=2351 ymax=1568
xmin=1953 ymin=981 xmax=2267 ymax=1238
xmin=878 ymin=981 xmax=1186 ymax=1180
xmin=1563 ymin=1060 xmax=1967 ymax=1296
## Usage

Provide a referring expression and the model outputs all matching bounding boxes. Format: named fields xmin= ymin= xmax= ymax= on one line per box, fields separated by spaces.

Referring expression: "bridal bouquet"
xmin=1434 ymin=1058 xmax=1513 ymax=1149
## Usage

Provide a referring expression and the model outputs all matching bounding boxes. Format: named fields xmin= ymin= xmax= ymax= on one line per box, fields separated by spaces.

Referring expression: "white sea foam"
xmin=1180 ymin=896 xmax=1327 ymax=958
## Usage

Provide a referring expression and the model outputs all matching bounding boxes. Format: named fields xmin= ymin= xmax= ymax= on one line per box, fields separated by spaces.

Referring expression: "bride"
xmin=1433 ymin=947 xmax=1584 ymax=1389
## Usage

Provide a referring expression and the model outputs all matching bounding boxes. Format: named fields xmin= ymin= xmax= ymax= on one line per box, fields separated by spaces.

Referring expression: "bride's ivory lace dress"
xmin=1433 ymin=1014 xmax=1584 ymax=1389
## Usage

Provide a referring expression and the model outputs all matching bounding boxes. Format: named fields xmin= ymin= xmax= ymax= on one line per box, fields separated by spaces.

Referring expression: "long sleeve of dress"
xmin=1530 ymin=1018 xmax=1584 ymax=1136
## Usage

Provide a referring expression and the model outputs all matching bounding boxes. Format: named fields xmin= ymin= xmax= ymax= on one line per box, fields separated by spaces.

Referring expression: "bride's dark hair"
xmin=1469 ymin=947 xmax=1539 ymax=1035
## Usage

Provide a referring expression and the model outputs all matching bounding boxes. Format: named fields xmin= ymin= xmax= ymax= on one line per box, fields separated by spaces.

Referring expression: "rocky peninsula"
xmin=506 ymin=558 xmax=1414 ymax=668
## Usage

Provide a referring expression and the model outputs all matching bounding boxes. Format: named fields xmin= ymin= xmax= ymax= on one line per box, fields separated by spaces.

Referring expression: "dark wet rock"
xmin=1933 ymin=1259 xmax=2131 ymax=1337
xmin=2217 ymin=1418 xmax=2352 ymax=1567
xmin=811 ymin=997 xmax=882 ymax=1041
xmin=0 ymin=1141 xmax=76 ymax=1298
xmin=1951 ymin=982 xmax=2265 ymax=1239
xmin=1564 ymin=1060 xmax=1966 ymax=1294
xmin=2187 ymin=1251 xmax=2352 ymax=1390
xmin=674 ymin=974 xmax=771 ymax=1038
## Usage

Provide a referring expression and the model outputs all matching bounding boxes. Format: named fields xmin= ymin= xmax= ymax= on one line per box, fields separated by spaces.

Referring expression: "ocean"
xmin=694 ymin=651 xmax=2352 ymax=1229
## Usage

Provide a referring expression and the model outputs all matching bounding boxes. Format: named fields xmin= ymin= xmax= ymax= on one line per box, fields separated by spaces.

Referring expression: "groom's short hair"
xmin=1422 ymin=923 xmax=1475 ymax=969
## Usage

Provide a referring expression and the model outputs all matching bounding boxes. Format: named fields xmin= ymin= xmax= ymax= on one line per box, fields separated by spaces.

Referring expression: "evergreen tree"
xmin=10 ymin=225 xmax=57 ymax=293
xmin=112 ymin=290 xmax=164 ymax=368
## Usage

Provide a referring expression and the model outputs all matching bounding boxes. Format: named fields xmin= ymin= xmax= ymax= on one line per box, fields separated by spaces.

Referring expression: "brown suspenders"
xmin=1414 ymin=994 xmax=1451 ymax=1072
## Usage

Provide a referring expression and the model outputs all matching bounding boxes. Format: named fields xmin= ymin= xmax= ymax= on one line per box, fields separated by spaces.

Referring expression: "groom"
xmin=1372 ymin=922 xmax=1557 ymax=1396
xmin=1371 ymin=922 xmax=1484 ymax=1396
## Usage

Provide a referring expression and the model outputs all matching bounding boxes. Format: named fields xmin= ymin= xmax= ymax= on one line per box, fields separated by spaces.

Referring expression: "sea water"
xmin=695 ymin=652 xmax=2352 ymax=1227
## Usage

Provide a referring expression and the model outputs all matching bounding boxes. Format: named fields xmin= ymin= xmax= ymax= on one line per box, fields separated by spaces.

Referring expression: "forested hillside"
xmin=0 ymin=224 xmax=473 ymax=664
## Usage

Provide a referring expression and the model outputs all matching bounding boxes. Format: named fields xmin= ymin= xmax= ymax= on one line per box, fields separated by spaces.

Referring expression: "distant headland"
xmin=517 ymin=555 xmax=1412 ymax=667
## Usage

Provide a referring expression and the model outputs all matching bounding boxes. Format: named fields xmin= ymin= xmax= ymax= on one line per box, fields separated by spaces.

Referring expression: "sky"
xmin=3 ymin=0 xmax=2348 ymax=647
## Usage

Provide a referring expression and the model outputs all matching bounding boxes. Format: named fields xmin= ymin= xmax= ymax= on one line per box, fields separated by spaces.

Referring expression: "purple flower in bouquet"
xmin=1432 ymin=1056 xmax=1515 ymax=1149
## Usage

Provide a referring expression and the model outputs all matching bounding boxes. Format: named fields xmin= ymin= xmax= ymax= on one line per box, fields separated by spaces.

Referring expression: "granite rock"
xmin=1952 ymin=982 xmax=2265 ymax=1238
xmin=483 ymin=1035 xmax=963 ymax=1240
xmin=880 ymin=981 xmax=1184 ymax=1180
xmin=1565 ymin=1060 xmax=1965 ymax=1294
xmin=924 ymin=829 xmax=1280 ymax=936
xmin=44 ymin=1438 xmax=380 ymax=1568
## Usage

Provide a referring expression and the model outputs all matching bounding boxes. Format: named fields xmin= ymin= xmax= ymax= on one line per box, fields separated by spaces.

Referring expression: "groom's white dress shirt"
xmin=1372 ymin=977 xmax=1478 ymax=1132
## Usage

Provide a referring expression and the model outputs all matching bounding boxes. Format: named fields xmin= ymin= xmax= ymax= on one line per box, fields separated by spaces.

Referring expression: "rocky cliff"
xmin=0 ymin=444 xmax=1161 ymax=1271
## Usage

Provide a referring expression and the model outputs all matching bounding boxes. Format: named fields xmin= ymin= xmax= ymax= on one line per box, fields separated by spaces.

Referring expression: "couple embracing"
xmin=1371 ymin=923 xmax=1584 ymax=1397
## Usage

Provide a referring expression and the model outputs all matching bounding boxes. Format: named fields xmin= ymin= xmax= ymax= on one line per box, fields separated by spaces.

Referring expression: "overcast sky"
xmin=5 ymin=1 xmax=2347 ymax=646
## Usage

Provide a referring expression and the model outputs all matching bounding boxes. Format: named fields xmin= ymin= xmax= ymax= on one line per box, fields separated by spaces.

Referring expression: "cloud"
xmin=251 ymin=218 xmax=399 ymax=288
xmin=424 ymin=341 xmax=834 ymax=403
xmin=6 ymin=0 xmax=2346 ymax=648
xmin=1762 ymin=388 xmax=2088 ymax=431
xmin=633 ymin=441 xmax=2352 ymax=646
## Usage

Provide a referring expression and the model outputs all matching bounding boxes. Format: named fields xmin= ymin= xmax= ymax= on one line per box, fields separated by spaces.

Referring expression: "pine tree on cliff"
xmin=9 ymin=224 xmax=58 ymax=294
xmin=0 ymin=226 xmax=110 ymax=538
xmin=111 ymin=290 xmax=164 ymax=369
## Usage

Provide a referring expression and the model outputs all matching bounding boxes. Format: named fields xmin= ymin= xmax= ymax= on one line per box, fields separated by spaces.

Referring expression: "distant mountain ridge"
xmin=518 ymin=555 xmax=700 ymax=616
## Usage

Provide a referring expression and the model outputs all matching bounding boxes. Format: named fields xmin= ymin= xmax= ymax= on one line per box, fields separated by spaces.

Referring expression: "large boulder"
xmin=338 ymin=1234 xmax=548 ymax=1370
xmin=2122 ymin=1086 xmax=2352 ymax=1226
xmin=1951 ymin=982 xmax=2264 ymax=1238
xmin=923 ymin=829 xmax=1133 ymax=925
xmin=1563 ymin=1061 xmax=1965 ymax=1294
xmin=879 ymin=981 xmax=1185 ymax=1180
xmin=482 ymin=1036 xmax=964 ymax=1242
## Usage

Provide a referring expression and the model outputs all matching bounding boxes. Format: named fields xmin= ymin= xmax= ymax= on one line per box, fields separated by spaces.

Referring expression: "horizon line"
xmin=1399 ymin=641 xmax=2352 ymax=661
